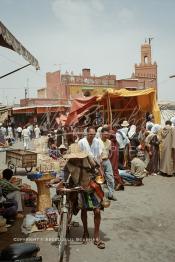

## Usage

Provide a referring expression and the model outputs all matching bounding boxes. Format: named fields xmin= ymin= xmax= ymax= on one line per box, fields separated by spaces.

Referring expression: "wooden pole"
xmin=106 ymin=93 xmax=110 ymax=125
xmin=107 ymin=92 xmax=112 ymax=125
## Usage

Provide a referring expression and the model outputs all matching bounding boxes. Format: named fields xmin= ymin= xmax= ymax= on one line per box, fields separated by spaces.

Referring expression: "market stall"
xmin=65 ymin=87 xmax=161 ymax=127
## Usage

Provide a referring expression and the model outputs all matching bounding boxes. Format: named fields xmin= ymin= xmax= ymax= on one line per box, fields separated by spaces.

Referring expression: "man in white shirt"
xmin=78 ymin=127 xmax=105 ymax=249
xmin=99 ymin=127 xmax=116 ymax=201
xmin=0 ymin=125 xmax=7 ymax=137
xmin=27 ymin=124 xmax=33 ymax=140
xmin=78 ymin=127 xmax=101 ymax=163
xmin=22 ymin=126 xmax=30 ymax=150
xmin=7 ymin=125 xmax=13 ymax=139
xmin=17 ymin=126 xmax=22 ymax=141
xmin=34 ymin=125 xmax=41 ymax=139
xmin=116 ymin=123 xmax=130 ymax=169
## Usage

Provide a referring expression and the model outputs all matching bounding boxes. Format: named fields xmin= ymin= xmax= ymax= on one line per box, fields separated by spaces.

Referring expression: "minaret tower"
xmin=135 ymin=39 xmax=157 ymax=92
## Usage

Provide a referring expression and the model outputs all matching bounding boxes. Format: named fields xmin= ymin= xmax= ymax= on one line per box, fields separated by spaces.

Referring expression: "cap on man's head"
xmin=121 ymin=120 xmax=129 ymax=127
xmin=59 ymin=144 xmax=67 ymax=150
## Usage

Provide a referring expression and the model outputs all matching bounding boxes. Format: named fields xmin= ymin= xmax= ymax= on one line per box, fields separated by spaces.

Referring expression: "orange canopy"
xmin=65 ymin=88 xmax=160 ymax=126
xmin=97 ymin=88 xmax=160 ymax=123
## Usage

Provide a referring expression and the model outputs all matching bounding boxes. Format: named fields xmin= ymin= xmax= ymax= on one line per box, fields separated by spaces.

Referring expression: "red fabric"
xmin=65 ymin=96 xmax=97 ymax=126
xmin=56 ymin=114 xmax=67 ymax=126
xmin=89 ymin=181 xmax=104 ymax=200
xmin=109 ymin=140 xmax=124 ymax=185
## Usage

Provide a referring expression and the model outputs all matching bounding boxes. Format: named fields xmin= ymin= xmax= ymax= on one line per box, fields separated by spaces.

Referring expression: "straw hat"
xmin=63 ymin=143 xmax=88 ymax=159
xmin=121 ymin=120 xmax=129 ymax=127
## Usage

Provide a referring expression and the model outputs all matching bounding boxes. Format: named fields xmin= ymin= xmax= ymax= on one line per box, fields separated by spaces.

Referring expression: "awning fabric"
xmin=97 ymin=88 xmax=160 ymax=123
xmin=65 ymin=88 xmax=160 ymax=125
xmin=0 ymin=105 xmax=11 ymax=122
xmin=65 ymin=96 xmax=97 ymax=126
xmin=0 ymin=21 xmax=39 ymax=70
xmin=12 ymin=106 xmax=67 ymax=114
xmin=56 ymin=114 xmax=67 ymax=126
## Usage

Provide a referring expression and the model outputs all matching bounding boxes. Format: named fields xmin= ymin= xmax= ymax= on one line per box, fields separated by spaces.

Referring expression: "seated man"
xmin=48 ymin=143 xmax=58 ymax=159
xmin=119 ymin=150 xmax=147 ymax=186
xmin=0 ymin=187 xmax=18 ymax=222
xmin=0 ymin=169 xmax=23 ymax=218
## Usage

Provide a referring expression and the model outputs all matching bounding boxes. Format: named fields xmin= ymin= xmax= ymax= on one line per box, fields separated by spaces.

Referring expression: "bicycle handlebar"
xmin=58 ymin=187 xmax=84 ymax=192
xmin=49 ymin=184 xmax=84 ymax=192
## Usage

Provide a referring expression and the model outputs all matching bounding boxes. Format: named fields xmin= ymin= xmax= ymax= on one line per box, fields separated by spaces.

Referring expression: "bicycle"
xmin=51 ymin=182 xmax=84 ymax=262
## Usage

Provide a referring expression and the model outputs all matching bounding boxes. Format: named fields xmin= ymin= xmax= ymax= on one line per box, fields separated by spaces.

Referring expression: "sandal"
xmin=82 ymin=232 xmax=89 ymax=244
xmin=94 ymin=240 xmax=105 ymax=249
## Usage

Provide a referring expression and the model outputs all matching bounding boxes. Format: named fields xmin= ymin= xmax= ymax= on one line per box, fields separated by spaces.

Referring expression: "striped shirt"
xmin=0 ymin=179 xmax=20 ymax=196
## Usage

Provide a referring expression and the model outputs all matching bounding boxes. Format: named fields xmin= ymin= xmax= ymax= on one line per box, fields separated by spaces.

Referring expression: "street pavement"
xmin=1 ymin=141 xmax=175 ymax=262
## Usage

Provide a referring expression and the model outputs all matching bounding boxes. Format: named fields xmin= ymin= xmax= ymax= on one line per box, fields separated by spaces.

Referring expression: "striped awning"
xmin=0 ymin=21 xmax=39 ymax=70
xmin=0 ymin=106 xmax=9 ymax=122
xmin=0 ymin=105 xmax=11 ymax=113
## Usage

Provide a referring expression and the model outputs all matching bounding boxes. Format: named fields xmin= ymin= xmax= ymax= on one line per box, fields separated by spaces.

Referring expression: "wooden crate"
xmin=6 ymin=149 xmax=37 ymax=170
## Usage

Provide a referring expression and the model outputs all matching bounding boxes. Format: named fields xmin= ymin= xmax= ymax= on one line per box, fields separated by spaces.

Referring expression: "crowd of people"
xmin=45 ymin=114 xmax=175 ymax=248
xmin=0 ymin=123 xmax=41 ymax=149
xmin=1 ymin=112 xmax=175 ymax=247
xmin=48 ymin=114 xmax=175 ymax=189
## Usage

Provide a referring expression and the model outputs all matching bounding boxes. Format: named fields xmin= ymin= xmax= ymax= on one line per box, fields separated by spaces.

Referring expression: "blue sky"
xmin=0 ymin=0 xmax=175 ymax=104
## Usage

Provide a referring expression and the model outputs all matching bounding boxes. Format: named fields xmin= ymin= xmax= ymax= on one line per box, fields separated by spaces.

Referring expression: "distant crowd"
xmin=0 ymin=124 xmax=41 ymax=149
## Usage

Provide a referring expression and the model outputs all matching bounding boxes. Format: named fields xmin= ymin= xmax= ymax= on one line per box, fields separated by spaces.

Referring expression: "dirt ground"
xmin=1 ymin=145 xmax=175 ymax=262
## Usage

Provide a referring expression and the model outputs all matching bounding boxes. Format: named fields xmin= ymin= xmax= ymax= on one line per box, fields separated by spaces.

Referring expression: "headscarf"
xmin=128 ymin=125 xmax=136 ymax=139
xmin=171 ymin=116 xmax=175 ymax=127
xmin=146 ymin=122 xmax=154 ymax=131
xmin=96 ymin=126 xmax=102 ymax=138
xmin=151 ymin=124 xmax=161 ymax=134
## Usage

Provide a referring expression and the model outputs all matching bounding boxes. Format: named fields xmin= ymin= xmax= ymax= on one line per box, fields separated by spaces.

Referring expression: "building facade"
xmin=22 ymin=42 xmax=157 ymax=107
xmin=134 ymin=43 xmax=157 ymax=91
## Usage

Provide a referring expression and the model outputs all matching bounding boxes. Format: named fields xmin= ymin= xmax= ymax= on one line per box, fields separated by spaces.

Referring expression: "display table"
xmin=32 ymin=176 xmax=52 ymax=212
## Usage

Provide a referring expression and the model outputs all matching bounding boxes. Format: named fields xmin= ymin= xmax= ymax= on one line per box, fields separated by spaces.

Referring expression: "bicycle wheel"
xmin=67 ymin=210 xmax=73 ymax=236
xmin=58 ymin=212 xmax=68 ymax=262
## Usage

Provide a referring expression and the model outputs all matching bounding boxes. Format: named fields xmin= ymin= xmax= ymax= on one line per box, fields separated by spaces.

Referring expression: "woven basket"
xmin=34 ymin=178 xmax=52 ymax=211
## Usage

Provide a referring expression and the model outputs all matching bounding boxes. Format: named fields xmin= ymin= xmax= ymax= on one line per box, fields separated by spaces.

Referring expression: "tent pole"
xmin=107 ymin=92 xmax=112 ymax=126
xmin=109 ymin=96 xmax=112 ymax=128
xmin=106 ymin=93 xmax=109 ymax=125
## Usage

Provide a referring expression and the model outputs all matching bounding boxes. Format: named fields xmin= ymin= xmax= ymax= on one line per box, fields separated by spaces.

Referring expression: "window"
xmin=144 ymin=56 xmax=148 ymax=64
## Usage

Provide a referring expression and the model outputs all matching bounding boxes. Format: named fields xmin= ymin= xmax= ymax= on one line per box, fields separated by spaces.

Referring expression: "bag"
xmin=89 ymin=181 xmax=104 ymax=200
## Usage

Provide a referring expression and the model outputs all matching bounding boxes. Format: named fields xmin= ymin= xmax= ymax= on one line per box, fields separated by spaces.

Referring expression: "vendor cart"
xmin=6 ymin=149 xmax=37 ymax=173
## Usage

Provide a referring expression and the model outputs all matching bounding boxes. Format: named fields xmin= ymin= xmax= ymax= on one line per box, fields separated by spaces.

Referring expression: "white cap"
xmin=59 ymin=144 xmax=67 ymax=150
